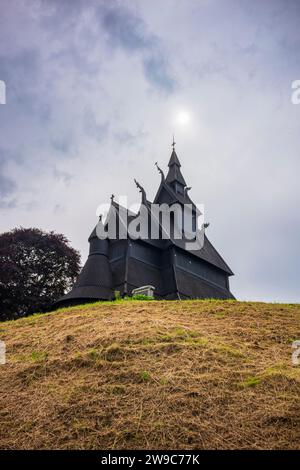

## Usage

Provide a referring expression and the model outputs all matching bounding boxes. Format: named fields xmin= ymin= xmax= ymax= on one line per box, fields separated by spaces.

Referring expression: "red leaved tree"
xmin=0 ymin=228 xmax=80 ymax=321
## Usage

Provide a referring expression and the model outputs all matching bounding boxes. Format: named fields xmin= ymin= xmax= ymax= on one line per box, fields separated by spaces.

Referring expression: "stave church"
xmin=55 ymin=142 xmax=234 ymax=306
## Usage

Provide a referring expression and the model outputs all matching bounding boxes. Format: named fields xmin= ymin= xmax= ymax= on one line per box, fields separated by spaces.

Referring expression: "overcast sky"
xmin=0 ymin=0 xmax=299 ymax=302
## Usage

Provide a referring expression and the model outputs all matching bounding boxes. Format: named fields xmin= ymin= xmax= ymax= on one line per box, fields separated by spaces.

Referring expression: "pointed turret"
xmin=54 ymin=216 xmax=114 ymax=306
xmin=165 ymin=138 xmax=187 ymax=193
xmin=155 ymin=139 xmax=191 ymax=205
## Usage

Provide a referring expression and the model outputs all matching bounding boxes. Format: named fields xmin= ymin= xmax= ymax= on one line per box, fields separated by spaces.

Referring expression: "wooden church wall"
xmin=174 ymin=249 xmax=227 ymax=289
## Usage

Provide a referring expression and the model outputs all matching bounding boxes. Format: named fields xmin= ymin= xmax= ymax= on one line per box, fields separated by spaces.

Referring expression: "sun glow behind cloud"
xmin=170 ymin=108 xmax=200 ymax=142
xmin=174 ymin=110 xmax=191 ymax=126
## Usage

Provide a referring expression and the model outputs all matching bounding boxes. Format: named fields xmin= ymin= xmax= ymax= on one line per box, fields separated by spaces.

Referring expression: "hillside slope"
xmin=0 ymin=299 xmax=300 ymax=450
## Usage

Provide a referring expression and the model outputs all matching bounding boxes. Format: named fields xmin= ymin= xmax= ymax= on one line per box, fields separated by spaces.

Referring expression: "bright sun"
xmin=175 ymin=111 xmax=191 ymax=126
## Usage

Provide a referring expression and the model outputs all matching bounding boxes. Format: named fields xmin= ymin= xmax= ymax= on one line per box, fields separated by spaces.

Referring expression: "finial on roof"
xmin=172 ymin=134 xmax=176 ymax=150
xmin=110 ymin=194 xmax=115 ymax=203
xmin=155 ymin=161 xmax=165 ymax=182
xmin=184 ymin=186 xmax=192 ymax=196
xmin=134 ymin=178 xmax=147 ymax=204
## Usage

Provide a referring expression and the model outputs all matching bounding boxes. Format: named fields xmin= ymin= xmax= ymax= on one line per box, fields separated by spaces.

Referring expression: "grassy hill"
xmin=0 ymin=299 xmax=300 ymax=450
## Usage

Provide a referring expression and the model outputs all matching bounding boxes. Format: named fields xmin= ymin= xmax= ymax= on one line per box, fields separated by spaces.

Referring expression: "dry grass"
xmin=0 ymin=299 xmax=300 ymax=450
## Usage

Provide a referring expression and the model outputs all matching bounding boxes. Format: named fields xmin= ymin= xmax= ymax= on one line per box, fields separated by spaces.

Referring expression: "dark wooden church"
xmin=55 ymin=144 xmax=234 ymax=306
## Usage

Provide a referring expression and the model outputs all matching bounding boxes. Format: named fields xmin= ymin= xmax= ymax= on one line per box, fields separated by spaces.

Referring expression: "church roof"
xmin=168 ymin=148 xmax=181 ymax=166
xmin=154 ymin=178 xmax=194 ymax=206
xmin=112 ymin=152 xmax=233 ymax=275
xmin=170 ymin=235 xmax=234 ymax=275
xmin=174 ymin=267 xmax=235 ymax=299
xmin=54 ymin=252 xmax=114 ymax=305
xmin=113 ymin=198 xmax=233 ymax=275
xmin=165 ymin=150 xmax=187 ymax=187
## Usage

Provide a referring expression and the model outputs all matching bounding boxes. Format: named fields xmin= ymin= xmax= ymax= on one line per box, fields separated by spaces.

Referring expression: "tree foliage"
xmin=0 ymin=228 xmax=81 ymax=321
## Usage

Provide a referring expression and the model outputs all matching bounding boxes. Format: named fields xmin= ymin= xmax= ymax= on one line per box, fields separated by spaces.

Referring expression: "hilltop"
xmin=0 ymin=299 xmax=300 ymax=450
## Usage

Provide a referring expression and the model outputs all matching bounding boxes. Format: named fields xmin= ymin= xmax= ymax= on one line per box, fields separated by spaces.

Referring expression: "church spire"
xmin=166 ymin=138 xmax=187 ymax=188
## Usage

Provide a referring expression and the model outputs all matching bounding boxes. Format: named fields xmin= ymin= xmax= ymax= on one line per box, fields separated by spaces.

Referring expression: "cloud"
xmin=143 ymin=56 xmax=176 ymax=93
xmin=98 ymin=2 xmax=176 ymax=92
xmin=100 ymin=5 xmax=151 ymax=51
xmin=53 ymin=167 xmax=73 ymax=184
xmin=0 ymin=172 xmax=16 ymax=199
xmin=0 ymin=150 xmax=17 ymax=206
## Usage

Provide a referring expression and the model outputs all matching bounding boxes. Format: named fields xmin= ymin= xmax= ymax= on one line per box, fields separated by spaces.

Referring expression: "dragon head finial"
xmin=155 ymin=161 xmax=165 ymax=182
